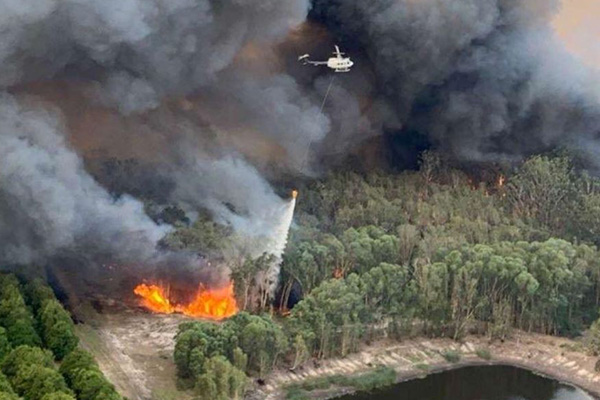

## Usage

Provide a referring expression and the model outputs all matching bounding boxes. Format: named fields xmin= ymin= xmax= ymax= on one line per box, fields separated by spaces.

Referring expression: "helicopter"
xmin=298 ymin=45 xmax=354 ymax=73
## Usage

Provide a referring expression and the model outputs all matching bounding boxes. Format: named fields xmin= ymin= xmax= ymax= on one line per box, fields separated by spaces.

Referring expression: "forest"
xmin=167 ymin=154 xmax=600 ymax=399
xmin=0 ymin=275 xmax=120 ymax=400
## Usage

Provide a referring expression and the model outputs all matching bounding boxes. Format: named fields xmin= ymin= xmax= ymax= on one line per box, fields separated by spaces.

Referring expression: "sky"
xmin=553 ymin=0 xmax=600 ymax=69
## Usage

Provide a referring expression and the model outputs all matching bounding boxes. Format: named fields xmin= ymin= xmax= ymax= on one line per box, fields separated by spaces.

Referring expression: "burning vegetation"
xmin=133 ymin=282 xmax=239 ymax=320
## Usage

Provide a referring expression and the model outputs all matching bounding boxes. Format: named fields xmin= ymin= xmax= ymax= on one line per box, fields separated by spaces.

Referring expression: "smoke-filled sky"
xmin=0 ymin=0 xmax=599 ymax=269
xmin=553 ymin=0 xmax=600 ymax=69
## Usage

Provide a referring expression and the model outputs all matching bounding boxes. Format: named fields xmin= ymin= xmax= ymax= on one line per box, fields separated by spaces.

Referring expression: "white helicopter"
xmin=298 ymin=45 xmax=354 ymax=73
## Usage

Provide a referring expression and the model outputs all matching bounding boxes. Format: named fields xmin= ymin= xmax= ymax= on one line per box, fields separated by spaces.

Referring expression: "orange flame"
xmin=133 ymin=284 xmax=174 ymax=314
xmin=292 ymin=189 xmax=298 ymax=199
xmin=133 ymin=282 xmax=238 ymax=321
xmin=180 ymin=283 xmax=238 ymax=320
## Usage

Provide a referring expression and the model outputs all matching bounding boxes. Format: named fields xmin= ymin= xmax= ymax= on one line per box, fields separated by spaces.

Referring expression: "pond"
xmin=335 ymin=365 xmax=596 ymax=400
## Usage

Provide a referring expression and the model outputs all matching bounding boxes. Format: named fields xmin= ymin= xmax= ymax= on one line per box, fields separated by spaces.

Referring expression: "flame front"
xmin=133 ymin=284 xmax=175 ymax=314
xmin=133 ymin=282 xmax=238 ymax=320
xmin=180 ymin=283 xmax=238 ymax=320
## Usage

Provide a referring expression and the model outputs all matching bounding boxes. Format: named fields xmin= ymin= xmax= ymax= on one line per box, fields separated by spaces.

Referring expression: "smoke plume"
xmin=310 ymin=0 xmax=600 ymax=163
xmin=1 ymin=0 xmax=600 ymax=282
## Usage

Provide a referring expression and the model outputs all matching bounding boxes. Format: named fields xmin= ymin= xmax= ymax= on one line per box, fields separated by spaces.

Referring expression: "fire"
xmin=292 ymin=189 xmax=298 ymax=199
xmin=180 ymin=283 xmax=238 ymax=320
xmin=133 ymin=282 xmax=239 ymax=320
xmin=133 ymin=284 xmax=174 ymax=314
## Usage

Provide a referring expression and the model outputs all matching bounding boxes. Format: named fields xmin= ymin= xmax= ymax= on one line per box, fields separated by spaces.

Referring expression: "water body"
xmin=335 ymin=365 xmax=596 ymax=400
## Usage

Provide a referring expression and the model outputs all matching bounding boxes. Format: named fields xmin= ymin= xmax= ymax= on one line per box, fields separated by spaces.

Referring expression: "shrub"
xmin=441 ymin=350 xmax=461 ymax=363
xmin=415 ymin=363 xmax=430 ymax=371
xmin=476 ymin=348 xmax=492 ymax=360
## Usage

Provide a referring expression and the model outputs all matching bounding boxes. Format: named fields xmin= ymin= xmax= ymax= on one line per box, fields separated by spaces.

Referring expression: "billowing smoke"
xmin=0 ymin=93 xmax=169 ymax=265
xmin=310 ymin=0 xmax=600 ymax=164
xmin=1 ymin=0 xmax=600 ymax=287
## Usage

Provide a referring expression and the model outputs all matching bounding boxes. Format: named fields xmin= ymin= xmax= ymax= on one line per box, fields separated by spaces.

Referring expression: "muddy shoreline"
xmin=316 ymin=360 xmax=600 ymax=400
xmin=260 ymin=332 xmax=600 ymax=400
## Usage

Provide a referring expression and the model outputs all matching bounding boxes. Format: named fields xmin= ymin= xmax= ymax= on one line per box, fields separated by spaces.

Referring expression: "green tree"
xmin=506 ymin=156 xmax=575 ymax=235
xmin=174 ymin=321 xmax=235 ymax=379
xmin=1 ymin=346 xmax=53 ymax=379
xmin=0 ymin=329 xmax=12 ymax=362
xmin=12 ymin=365 xmax=71 ymax=400
xmin=236 ymin=315 xmax=287 ymax=377
xmin=44 ymin=322 xmax=78 ymax=360
xmin=40 ymin=393 xmax=76 ymax=400
xmin=195 ymin=356 xmax=246 ymax=400
xmin=71 ymin=369 xmax=115 ymax=400
xmin=0 ymin=371 xmax=15 ymax=395
xmin=23 ymin=280 xmax=56 ymax=314
xmin=59 ymin=350 xmax=98 ymax=385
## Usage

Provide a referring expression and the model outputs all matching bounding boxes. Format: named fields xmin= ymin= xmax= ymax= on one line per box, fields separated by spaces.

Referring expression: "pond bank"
xmin=256 ymin=331 xmax=600 ymax=400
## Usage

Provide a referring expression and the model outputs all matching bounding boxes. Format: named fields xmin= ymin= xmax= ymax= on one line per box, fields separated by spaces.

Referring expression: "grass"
xmin=415 ymin=363 xmax=430 ymax=372
xmin=441 ymin=350 xmax=461 ymax=363
xmin=284 ymin=366 xmax=397 ymax=399
xmin=476 ymin=348 xmax=492 ymax=360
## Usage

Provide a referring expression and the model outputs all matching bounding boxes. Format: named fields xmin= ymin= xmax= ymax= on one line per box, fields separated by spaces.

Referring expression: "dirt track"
xmin=75 ymin=308 xmax=192 ymax=400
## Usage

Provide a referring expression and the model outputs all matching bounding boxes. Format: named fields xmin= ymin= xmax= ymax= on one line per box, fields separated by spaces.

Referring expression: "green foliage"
xmin=194 ymin=356 xmax=246 ymax=400
xmin=59 ymin=349 xmax=98 ymax=385
xmin=0 ymin=278 xmax=41 ymax=348
xmin=1 ymin=346 xmax=54 ymax=379
xmin=23 ymin=280 xmax=56 ymax=314
xmin=43 ymin=322 xmax=78 ymax=361
xmin=0 ymin=329 xmax=12 ymax=363
xmin=174 ymin=321 xmax=234 ymax=379
xmin=38 ymin=300 xmax=78 ymax=360
xmin=415 ymin=363 xmax=430 ymax=371
xmin=59 ymin=350 xmax=121 ymax=400
xmin=168 ymin=154 xmax=600 ymax=390
xmin=287 ymin=275 xmax=365 ymax=359
xmin=236 ymin=314 xmax=287 ymax=377
xmin=0 ymin=393 xmax=19 ymax=400
xmin=0 ymin=277 xmax=117 ymax=400
xmin=174 ymin=312 xmax=286 ymax=386
xmin=12 ymin=365 xmax=72 ymax=400
xmin=285 ymin=366 xmax=396 ymax=399
xmin=40 ymin=393 xmax=77 ymax=400
xmin=476 ymin=348 xmax=492 ymax=360
xmin=441 ymin=350 xmax=461 ymax=363
xmin=585 ymin=318 xmax=600 ymax=355
xmin=0 ymin=372 xmax=15 ymax=395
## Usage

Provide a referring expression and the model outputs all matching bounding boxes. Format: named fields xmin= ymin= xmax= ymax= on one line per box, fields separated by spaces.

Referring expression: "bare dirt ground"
xmin=75 ymin=305 xmax=193 ymax=400
xmin=259 ymin=332 xmax=600 ymax=400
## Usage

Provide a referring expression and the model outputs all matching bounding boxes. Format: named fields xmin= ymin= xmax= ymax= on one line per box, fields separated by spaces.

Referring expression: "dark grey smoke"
xmin=1 ymin=0 xmax=600 ymax=272
xmin=310 ymin=0 xmax=600 ymax=163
